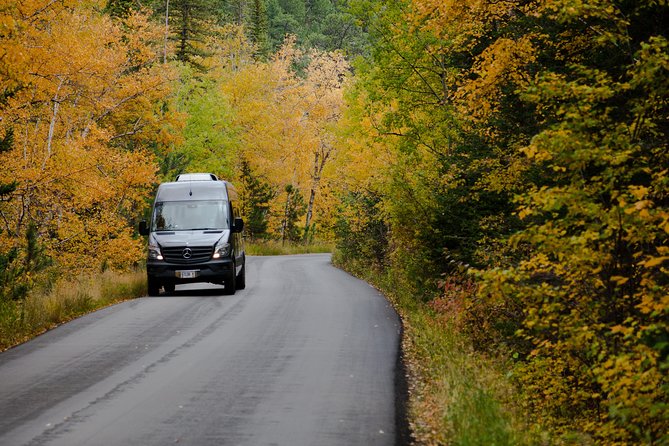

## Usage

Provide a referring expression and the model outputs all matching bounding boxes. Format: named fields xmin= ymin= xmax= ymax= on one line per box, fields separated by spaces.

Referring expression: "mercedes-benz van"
xmin=139 ymin=174 xmax=245 ymax=296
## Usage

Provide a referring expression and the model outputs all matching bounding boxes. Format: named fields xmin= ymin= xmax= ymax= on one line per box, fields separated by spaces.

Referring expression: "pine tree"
xmin=222 ymin=0 xmax=250 ymax=25
xmin=250 ymin=0 xmax=270 ymax=57
xmin=105 ymin=0 xmax=136 ymax=18
xmin=156 ymin=0 xmax=216 ymax=68
xmin=238 ymin=159 xmax=275 ymax=240
xmin=0 ymin=129 xmax=17 ymax=199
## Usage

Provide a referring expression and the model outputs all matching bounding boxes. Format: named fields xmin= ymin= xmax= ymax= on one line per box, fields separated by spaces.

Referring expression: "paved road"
xmin=0 ymin=254 xmax=401 ymax=446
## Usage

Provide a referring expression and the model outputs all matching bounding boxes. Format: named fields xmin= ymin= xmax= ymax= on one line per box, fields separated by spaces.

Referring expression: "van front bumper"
xmin=146 ymin=258 xmax=234 ymax=284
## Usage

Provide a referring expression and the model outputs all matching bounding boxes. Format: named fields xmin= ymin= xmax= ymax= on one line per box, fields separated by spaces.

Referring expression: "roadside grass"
xmin=333 ymin=252 xmax=530 ymax=445
xmin=0 ymin=270 xmax=146 ymax=351
xmin=245 ymin=239 xmax=334 ymax=256
xmin=403 ymin=307 xmax=524 ymax=445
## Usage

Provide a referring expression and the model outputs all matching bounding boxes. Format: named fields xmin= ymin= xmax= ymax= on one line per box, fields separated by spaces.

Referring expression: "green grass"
xmin=332 ymin=251 xmax=528 ymax=445
xmin=245 ymin=240 xmax=334 ymax=256
xmin=403 ymin=308 xmax=522 ymax=445
xmin=0 ymin=270 xmax=146 ymax=351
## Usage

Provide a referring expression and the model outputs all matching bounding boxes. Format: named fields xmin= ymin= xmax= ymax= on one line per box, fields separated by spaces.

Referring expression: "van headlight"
xmin=148 ymin=241 xmax=163 ymax=260
xmin=213 ymin=241 xmax=230 ymax=259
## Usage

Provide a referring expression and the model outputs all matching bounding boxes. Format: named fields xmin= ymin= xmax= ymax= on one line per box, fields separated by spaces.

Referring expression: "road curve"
xmin=0 ymin=254 xmax=401 ymax=446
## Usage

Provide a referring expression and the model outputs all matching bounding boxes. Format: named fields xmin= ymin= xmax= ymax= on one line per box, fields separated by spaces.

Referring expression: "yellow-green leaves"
xmin=339 ymin=0 xmax=669 ymax=443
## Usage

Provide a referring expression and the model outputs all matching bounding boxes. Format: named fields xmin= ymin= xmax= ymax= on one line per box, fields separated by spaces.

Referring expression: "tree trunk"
xmin=164 ymin=0 xmax=170 ymax=64
xmin=303 ymin=144 xmax=331 ymax=243
xmin=304 ymin=187 xmax=316 ymax=243
xmin=44 ymin=77 xmax=64 ymax=170
xmin=281 ymin=187 xmax=292 ymax=246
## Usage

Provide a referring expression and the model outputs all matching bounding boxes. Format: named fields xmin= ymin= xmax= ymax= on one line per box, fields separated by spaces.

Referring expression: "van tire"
xmin=148 ymin=277 xmax=161 ymax=297
xmin=164 ymin=282 xmax=175 ymax=294
xmin=223 ymin=265 xmax=236 ymax=295
xmin=236 ymin=263 xmax=246 ymax=290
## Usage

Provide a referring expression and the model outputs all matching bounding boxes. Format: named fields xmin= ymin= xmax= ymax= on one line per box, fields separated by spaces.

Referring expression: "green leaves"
xmin=336 ymin=0 xmax=669 ymax=442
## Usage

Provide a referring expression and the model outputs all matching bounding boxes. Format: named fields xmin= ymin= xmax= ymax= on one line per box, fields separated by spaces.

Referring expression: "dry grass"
xmin=245 ymin=240 xmax=334 ymax=256
xmin=0 ymin=270 xmax=146 ymax=351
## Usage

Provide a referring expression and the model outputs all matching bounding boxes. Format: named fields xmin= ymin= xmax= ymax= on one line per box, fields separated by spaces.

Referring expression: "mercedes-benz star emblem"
xmin=182 ymin=248 xmax=192 ymax=259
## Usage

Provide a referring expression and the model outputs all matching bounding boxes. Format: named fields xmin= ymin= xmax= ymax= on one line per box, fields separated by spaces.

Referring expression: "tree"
xmin=0 ymin=2 xmax=175 ymax=273
xmin=151 ymin=0 xmax=217 ymax=68
xmin=300 ymin=49 xmax=348 ymax=240
xmin=222 ymin=37 xmax=348 ymax=240
xmin=165 ymin=62 xmax=237 ymax=181
xmin=221 ymin=0 xmax=250 ymax=25
xmin=250 ymin=0 xmax=270 ymax=56
xmin=0 ymin=224 xmax=51 ymax=302
xmin=105 ymin=0 xmax=136 ymax=18
xmin=280 ymin=184 xmax=305 ymax=243
xmin=337 ymin=0 xmax=669 ymax=441
xmin=238 ymin=158 xmax=275 ymax=239
xmin=265 ymin=0 xmax=367 ymax=54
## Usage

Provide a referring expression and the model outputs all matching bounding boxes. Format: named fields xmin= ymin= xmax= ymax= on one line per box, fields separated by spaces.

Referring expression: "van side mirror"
xmin=139 ymin=220 xmax=149 ymax=236
xmin=233 ymin=217 xmax=244 ymax=233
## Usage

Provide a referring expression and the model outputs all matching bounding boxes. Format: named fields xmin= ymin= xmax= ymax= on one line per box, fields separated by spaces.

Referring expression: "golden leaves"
xmin=458 ymin=36 xmax=538 ymax=122
xmin=0 ymin=1 xmax=167 ymax=271
xmin=222 ymin=37 xmax=350 ymax=237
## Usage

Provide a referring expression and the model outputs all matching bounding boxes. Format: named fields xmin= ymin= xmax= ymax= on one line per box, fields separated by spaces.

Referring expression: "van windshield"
xmin=152 ymin=200 xmax=229 ymax=231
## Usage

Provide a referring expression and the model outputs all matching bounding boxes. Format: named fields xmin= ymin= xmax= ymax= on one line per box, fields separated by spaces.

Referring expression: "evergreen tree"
xmin=150 ymin=0 xmax=216 ymax=68
xmin=105 ymin=0 xmax=136 ymax=17
xmin=221 ymin=0 xmax=250 ymax=25
xmin=0 ymin=224 xmax=51 ymax=302
xmin=238 ymin=159 xmax=275 ymax=240
xmin=277 ymin=0 xmax=305 ymax=23
xmin=0 ymin=129 xmax=17 ymax=199
xmin=265 ymin=0 xmax=367 ymax=54
xmin=280 ymin=184 xmax=305 ymax=244
xmin=250 ymin=0 xmax=270 ymax=57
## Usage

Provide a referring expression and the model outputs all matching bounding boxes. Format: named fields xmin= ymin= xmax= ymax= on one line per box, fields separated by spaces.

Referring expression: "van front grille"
xmin=162 ymin=246 xmax=213 ymax=264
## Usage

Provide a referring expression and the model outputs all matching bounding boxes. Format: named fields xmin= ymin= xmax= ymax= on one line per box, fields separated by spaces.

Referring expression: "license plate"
xmin=176 ymin=270 xmax=199 ymax=279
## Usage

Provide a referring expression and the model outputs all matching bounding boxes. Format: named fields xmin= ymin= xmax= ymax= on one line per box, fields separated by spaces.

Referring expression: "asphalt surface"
xmin=0 ymin=254 xmax=402 ymax=446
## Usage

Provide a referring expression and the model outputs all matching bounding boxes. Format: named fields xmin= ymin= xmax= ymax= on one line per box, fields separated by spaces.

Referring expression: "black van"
xmin=139 ymin=174 xmax=246 ymax=296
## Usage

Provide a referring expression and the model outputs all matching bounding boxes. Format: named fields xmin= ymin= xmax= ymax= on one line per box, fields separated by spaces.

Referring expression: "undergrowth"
xmin=246 ymin=240 xmax=334 ymax=256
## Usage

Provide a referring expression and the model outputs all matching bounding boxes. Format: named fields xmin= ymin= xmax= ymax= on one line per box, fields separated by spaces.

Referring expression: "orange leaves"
xmin=637 ymin=292 xmax=669 ymax=316
xmin=0 ymin=1 xmax=168 ymax=272
xmin=592 ymin=347 xmax=667 ymax=441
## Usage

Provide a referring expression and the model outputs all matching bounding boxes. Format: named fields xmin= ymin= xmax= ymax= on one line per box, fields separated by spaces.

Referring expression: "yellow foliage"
xmin=457 ymin=36 xmax=538 ymax=122
xmin=222 ymin=37 xmax=349 ymax=237
xmin=0 ymin=1 xmax=168 ymax=271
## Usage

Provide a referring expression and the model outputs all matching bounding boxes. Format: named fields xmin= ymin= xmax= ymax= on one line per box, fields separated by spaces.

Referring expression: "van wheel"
xmin=148 ymin=277 xmax=161 ymax=296
xmin=223 ymin=264 xmax=236 ymax=295
xmin=236 ymin=263 xmax=246 ymax=290
xmin=164 ymin=282 xmax=175 ymax=294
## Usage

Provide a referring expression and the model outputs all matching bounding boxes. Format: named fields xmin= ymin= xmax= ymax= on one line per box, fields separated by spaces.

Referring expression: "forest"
xmin=1 ymin=0 xmax=668 ymax=444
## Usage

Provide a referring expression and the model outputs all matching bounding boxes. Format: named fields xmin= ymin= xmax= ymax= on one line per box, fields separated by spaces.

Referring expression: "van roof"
xmin=156 ymin=180 xmax=238 ymax=202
